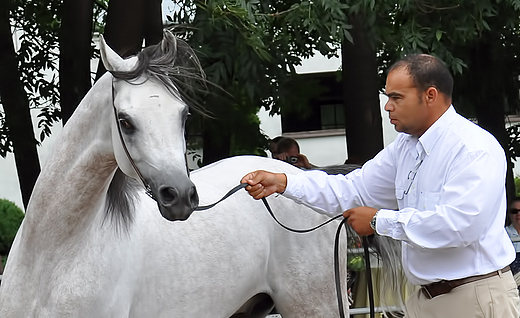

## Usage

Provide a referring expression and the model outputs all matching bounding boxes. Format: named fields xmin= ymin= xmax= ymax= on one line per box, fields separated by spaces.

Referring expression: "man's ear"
xmin=425 ymin=86 xmax=438 ymax=105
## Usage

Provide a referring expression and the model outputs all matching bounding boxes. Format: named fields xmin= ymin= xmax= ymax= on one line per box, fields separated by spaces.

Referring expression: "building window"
xmin=320 ymin=103 xmax=344 ymax=130
xmin=281 ymin=71 xmax=344 ymax=134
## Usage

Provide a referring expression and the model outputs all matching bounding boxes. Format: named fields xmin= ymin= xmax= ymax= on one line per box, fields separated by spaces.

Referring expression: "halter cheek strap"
xmin=111 ymin=78 xmax=156 ymax=201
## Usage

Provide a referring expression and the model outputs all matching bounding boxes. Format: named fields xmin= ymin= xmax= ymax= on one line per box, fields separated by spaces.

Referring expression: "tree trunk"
xmin=95 ymin=0 xmax=163 ymax=80
xmin=0 ymin=1 xmax=41 ymax=208
xmin=470 ymin=38 xmax=516 ymax=206
xmin=341 ymin=13 xmax=383 ymax=164
xmin=144 ymin=0 xmax=163 ymax=47
xmin=59 ymin=0 xmax=94 ymax=124
xmin=201 ymin=102 xmax=232 ymax=165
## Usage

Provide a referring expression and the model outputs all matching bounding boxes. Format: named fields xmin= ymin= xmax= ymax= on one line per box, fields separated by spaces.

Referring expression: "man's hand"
xmin=240 ymin=170 xmax=287 ymax=200
xmin=343 ymin=207 xmax=378 ymax=236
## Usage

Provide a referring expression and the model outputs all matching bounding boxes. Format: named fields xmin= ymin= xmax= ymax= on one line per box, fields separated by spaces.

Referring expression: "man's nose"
xmin=384 ymin=100 xmax=392 ymax=111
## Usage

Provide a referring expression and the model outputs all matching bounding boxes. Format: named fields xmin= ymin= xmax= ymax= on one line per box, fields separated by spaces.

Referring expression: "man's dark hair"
xmin=389 ymin=54 xmax=453 ymax=99
xmin=276 ymin=137 xmax=300 ymax=154
xmin=269 ymin=136 xmax=284 ymax=155
xmin=510 ymin=196 xmax=520 ymax=206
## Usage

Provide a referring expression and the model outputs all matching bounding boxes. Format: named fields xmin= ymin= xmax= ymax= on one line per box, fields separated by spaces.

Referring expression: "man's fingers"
xmin=241 ymin=170 xmax=264 ymax=186
xmin=241 ymin=172 xmax=255 ymax=185
xmin=247 ymin=184 xmax=266 ymax=200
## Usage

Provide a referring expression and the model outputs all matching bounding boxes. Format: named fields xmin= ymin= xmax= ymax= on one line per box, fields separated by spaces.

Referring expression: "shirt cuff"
xmin=282 ymin=173 xmax=303 ymax=203
xmin=376 ymin=208 xmax=399 ymax=237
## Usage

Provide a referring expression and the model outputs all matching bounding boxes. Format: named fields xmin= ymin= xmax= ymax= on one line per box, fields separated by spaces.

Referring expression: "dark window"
xmin=320 ymin=103 xmax=344 ymax=130
xmin=281 ymin=71 xmax=344 ymax=133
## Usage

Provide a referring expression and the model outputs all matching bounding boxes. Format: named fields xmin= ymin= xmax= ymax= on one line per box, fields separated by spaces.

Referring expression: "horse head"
xmin=98 ymin=32 xmax=205 ymax=221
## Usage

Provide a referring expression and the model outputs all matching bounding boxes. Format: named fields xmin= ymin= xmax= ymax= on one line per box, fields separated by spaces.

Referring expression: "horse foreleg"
xmin=230 ymin=293 xmax=275 ymax=318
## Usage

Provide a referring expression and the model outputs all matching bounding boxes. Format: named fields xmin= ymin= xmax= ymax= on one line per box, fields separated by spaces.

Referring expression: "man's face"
xmin=510 ymin=201 xmax=520 ymax=229
xmin=384 ymin=68 xmax=429 ymax=136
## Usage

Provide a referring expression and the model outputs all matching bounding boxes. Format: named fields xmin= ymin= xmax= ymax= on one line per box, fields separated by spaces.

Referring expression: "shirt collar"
xmin=418 ymin=105 xmax=457 ymax=158
xmin=507 ymin=223 xmax=520 ymax=236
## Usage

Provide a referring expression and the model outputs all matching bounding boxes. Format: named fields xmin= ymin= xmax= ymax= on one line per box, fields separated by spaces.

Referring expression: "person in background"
xmin=241 ymin=54 xmax=519 ymax=317
xmin=506 ymin=197 xmax=520 ymax=282
xmin=272 ymin=137 xmax=314 ymax=169
xmin=268 ymin=136 xmax=284 ymax=159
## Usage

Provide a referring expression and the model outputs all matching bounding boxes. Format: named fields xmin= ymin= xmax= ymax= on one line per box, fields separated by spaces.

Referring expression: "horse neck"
xmin=24 ymin=74 xmax=118 ymax=243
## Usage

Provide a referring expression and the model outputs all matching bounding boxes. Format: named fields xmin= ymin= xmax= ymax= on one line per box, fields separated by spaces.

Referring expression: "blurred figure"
xmin=272 ymin=137 xmax=314 ymax=169
xmin=506 ymin=197 xmax=520 ymax=281
xmin=269 ymin=136 xmax=284 ymax=158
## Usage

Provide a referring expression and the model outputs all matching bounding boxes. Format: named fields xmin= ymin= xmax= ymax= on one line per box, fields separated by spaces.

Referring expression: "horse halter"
xmin=111 ymin=78 xmax=157 ymax=201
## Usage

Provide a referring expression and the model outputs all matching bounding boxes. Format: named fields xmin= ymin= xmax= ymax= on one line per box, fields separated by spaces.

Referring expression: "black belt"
xmin=421 ymin=266 xmax=511 ymax=299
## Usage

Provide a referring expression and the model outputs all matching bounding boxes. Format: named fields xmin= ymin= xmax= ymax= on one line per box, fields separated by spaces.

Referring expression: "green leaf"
xmin=436 ymin=30 xmax=443 ymax=41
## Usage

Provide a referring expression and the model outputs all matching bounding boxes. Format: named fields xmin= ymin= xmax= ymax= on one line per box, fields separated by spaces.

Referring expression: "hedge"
xmin=0 ymin=199 xmax=24 ymax=256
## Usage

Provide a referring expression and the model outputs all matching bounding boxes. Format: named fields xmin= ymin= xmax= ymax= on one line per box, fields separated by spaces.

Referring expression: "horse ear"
xmin=99 ymin=35 xmax=138 ymax=73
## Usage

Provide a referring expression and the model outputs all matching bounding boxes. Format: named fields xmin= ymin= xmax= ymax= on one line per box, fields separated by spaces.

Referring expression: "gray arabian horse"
xmin=0 ymin=31 xmax=372 ymax=317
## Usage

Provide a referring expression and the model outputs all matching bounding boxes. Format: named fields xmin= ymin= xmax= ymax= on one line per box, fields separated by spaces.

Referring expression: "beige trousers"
xmin=404 ymin=270 xmax=520 ymax=318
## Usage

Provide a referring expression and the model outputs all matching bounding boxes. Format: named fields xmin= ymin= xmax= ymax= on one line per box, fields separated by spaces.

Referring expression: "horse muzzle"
xmin=155 ymin=182 xmax=199 ymax=221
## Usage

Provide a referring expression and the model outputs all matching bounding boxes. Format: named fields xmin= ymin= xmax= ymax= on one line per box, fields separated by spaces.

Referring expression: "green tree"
xmin=0 ymin=0 xmax=56 ymax=208
xmin=0 ymin=199 xmax=24 ymax=256
xmin=167 ymin=0 xmax=351 ymax=164
xmin=6 ymin=0 xmax=520 ymax=206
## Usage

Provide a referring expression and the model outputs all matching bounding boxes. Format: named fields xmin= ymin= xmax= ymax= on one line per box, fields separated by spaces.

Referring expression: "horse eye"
xmin=119 ymin=118 xmax=133 ymax=130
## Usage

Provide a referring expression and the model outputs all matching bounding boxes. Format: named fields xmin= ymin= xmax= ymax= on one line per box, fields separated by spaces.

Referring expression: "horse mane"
xmin=104 ymin=169 xmax=141 ymax=233
xmin=109 ymin=27 xmax=208 ymax=115
xmin=370 ymin=235 xmax=408 ymax=313
xmin=105 ymin=29 xmax=207 ymax=232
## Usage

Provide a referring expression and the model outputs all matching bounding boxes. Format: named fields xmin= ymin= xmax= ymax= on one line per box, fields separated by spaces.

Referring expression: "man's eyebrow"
xmin=385 ymin=92 xmax=402 ymax=98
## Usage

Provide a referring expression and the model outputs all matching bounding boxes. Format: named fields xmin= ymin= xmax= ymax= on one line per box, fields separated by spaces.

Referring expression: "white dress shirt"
xmin=283 ymin=106 xmax=515 ymax=285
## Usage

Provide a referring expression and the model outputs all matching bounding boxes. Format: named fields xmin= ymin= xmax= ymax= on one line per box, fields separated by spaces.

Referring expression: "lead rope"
xmin=196 ymin=183 xmax=376 ymax=318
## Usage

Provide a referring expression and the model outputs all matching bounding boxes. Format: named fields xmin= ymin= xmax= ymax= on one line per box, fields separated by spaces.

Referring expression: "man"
xmin=272 ymin=137 xmax=314 ymax=169
xmin=506 ymin=197 xmax=520 ymax=278
xmin=268 ymin=136 xmax=284 ymax=158
xmin=241 ymin=54 xmax=519 ymax=317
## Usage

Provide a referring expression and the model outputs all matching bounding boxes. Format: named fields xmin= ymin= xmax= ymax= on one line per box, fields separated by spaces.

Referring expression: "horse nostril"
xmin=189 ymin=186 xmax=199 ymax=208
xmin=160 ymin=186 xmax=179 ymax=205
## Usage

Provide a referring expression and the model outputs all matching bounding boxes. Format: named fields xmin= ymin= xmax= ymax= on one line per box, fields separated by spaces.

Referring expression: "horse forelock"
xmin=109 ymin=29 xmax=208 ymax=116
xmin=104 ymin=169 xmax=140 ymax=233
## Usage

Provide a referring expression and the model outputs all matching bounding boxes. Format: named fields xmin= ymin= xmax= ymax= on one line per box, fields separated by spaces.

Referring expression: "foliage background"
xmin=0 ymin=199 xmax=24 ymax=256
